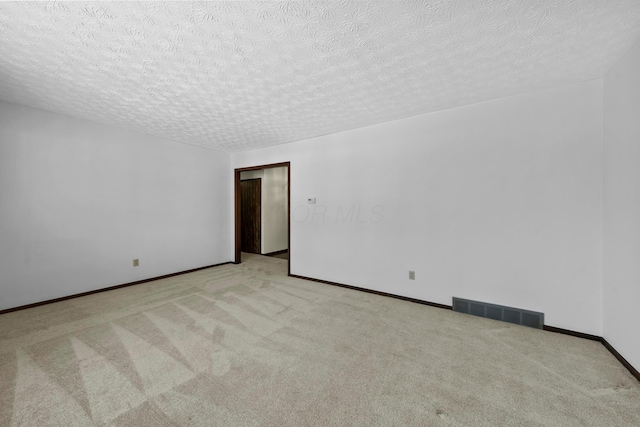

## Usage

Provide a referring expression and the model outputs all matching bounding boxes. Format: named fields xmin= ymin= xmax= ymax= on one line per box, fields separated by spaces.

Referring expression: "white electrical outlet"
xmin=409 ymin=270 xmax=415 ymax=280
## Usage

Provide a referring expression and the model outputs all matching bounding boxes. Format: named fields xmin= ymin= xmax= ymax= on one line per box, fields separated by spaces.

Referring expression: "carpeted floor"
xmin=0 ymin=253 xmax=638 ymax=426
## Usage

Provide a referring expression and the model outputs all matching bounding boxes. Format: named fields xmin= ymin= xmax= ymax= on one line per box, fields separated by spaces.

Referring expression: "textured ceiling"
xmin=1 ymin=1 xmax=640 ymax=152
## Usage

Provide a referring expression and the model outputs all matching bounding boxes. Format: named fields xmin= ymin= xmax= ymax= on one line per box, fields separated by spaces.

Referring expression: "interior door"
xmin=240 ymin=178 xmax=261 ymax=254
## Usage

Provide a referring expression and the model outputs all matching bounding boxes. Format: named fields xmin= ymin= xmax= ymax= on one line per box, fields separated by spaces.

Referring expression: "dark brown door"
xmin=240 ymin=178 xmax=261 ymax=254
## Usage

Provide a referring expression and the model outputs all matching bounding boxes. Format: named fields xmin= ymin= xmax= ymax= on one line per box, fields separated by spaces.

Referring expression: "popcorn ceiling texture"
xmin=1 ymin=1 xmax=639 ymax=152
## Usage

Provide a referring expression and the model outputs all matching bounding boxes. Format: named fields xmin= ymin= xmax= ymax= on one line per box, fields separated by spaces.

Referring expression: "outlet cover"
xmin=409 ymin=270 xmax=415 ymax=280
xmin=133 ymin=259 xmax=139 ymax=267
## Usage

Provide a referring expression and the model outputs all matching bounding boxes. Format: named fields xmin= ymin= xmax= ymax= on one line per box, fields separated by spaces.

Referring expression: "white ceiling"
xmin=1 ymin=1 xmax=640 ymax=152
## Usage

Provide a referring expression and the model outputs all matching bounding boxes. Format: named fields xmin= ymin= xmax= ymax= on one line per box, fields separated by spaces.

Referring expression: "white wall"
xmin=233 ymin=80 xmax=604 ymax=335
xmin=603 ymin=40 xmax=640 ymax=371
xmin=240 ymin=167 xmax=288 ymax=254
xmin=0 ymin=101 xmax=231 ymax=311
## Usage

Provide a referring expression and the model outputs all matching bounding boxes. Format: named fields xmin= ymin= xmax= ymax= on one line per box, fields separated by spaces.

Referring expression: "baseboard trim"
xmin=601 ymin=338 xmax=640 ymax=382
xmin=542 ymin=326 xmax=639 ymax=382
xmin=290 ymin=273 xmax=639 ymax=383
xmin=263 ymin=249 xmax=288 ymax=257
xmin=542 ymin=325 xmax=602 ymax=341
xmin=0 ymin=261 xmax=233 ymax=315
xmin=289 ymin=274 xmax=452 ymax=310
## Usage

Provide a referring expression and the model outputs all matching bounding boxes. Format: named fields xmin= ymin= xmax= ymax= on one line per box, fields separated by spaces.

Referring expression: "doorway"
xmin=234 ymin=162 xmax=290 ymax=275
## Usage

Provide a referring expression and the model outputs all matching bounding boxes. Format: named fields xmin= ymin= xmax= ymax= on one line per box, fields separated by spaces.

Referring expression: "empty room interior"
xmin=1 ymin=2 xmax=640 ymax=426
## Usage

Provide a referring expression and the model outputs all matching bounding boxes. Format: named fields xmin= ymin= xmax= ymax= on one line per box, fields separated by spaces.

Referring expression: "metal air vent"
xmin=452 ymin=297 xmax=544 ymax=329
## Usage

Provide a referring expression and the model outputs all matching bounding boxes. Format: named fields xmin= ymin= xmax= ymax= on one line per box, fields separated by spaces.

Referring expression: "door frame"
xmin=234 ymin=161 xmax=290 ymax=275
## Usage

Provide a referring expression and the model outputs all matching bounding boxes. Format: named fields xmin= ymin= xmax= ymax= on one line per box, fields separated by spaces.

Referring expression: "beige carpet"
xmin=0 ymin=253 xmax=638 ymax=426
